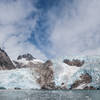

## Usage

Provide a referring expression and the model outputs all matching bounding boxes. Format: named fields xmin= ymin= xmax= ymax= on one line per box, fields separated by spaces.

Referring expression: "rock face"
xmin=84 ymin=86 xmax=96 ymax=90
xmin=32 ymin=60 xmax=55 ymax=89
xmin=63 ymin=59 xmax=84 ymax=67
xmin=0 ymin=48 xmax=15 ymax=70
xmin=13 ymin=54 xmax=43 ymax=68
xmin=14 ymin=57 xmax=55 ymax=89
xmin=17 ymin=53 xmax=36 ymax=61
xmin=70 ymin=73 xmax=92 ymax=89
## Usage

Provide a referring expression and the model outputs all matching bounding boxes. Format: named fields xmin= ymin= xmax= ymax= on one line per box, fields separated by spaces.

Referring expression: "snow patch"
xmin=16 ymin=58 xmax=44 ymax=65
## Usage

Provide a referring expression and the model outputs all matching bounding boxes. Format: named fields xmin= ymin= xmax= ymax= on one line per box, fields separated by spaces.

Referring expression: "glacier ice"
xmin=0 ymin=68 xmax=41 ymax=89
xmin=0 ymin=55 xmax=100 ymax=89
xmin=52 ymin=56 xmax=100 ymax=89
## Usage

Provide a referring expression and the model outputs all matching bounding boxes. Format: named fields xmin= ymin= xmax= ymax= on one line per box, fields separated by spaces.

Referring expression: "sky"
xmin=0 ymin=0 xmax=100 ymax=60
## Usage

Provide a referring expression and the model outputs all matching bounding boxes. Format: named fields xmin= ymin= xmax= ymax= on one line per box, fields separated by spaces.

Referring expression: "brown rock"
xmin=39 ymin=60 xmax=55 ymax=89
xmin=31 ymin=60 xmax=55 ymax=89
xmin=80 ymin=73 xmax=92 ymax=83
xmin=0 ymin=48 xmax=15 ymax=70
xmin=70 ymin=73 xmax=92 ymax=89
xmin=84 ymin=86 xmax=96 ymax=90
xmin=17 ymin=53 xmax=36 ymax=61
xmin=63 ymin=59 xmax=84 ymax=67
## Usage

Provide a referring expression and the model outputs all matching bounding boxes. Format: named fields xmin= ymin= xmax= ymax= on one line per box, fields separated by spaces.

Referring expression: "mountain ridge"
xmin=0 ymin=48 xmax=100 ymax=90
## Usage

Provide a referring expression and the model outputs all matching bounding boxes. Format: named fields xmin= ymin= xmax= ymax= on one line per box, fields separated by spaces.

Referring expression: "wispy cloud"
xmin=0 ymin=0 xmax=47 ymax=60
xmin=1 ymin=0 xmax=100 ymax=60
xmin=47 ymin=0 xmax=100 ymax=57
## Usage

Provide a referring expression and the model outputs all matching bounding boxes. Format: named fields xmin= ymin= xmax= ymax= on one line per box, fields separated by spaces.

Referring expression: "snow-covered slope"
xmin=0 ymin=52 xmax=100 ymax=89
xmin=52 ymin=56 xmax=100 ymax=89
xmin=13 ymin=54 xmax=44 ymax=68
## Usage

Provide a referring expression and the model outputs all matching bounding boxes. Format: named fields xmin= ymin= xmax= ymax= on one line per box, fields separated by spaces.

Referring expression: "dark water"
xmin=0 ymin=90 xmax=100 ymax=100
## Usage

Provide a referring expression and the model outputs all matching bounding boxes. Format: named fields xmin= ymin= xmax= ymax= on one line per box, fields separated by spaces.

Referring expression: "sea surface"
xmin=0 ymin=90 xmax=100 ymax=100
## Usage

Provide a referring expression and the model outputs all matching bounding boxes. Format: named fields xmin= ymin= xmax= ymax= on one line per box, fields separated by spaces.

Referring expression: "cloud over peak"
xmin=0 ymin=0 xmax=100 ymax=60
xmin=0 ymin=0 xmax=47 ymax=60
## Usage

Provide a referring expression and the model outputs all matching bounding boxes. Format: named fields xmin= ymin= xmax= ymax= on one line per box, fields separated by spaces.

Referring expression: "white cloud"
xmin=48 ymin=0 xmax=100 ymax=57
xmin=1 ymin=0 xmax=100 ymax=60
xmin=0 ymin=0 xmax=47 ymax=60
xmin=0 ymin=0 xmax=37 ymax=25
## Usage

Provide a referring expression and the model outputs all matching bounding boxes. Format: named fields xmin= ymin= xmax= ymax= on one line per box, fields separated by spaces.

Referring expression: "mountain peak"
xmin=0 ymin=48 xmax=15 ymax=70
xmin=17 ymin=53 xmax=36 ymax=61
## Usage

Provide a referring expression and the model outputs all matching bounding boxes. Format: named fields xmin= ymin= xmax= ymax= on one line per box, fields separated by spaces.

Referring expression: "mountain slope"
xmin=0 ymin=48 xmax=15 ymax=70
xmin=52 ymin=56 xmax=100 ymax=89
xmin=0 ymin=49 xmax=100 ymax=89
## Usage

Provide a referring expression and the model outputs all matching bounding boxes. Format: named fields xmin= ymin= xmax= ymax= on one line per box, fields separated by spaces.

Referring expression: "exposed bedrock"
xmin=33 ymin=60 xmax=55 ymax=89
xmin=17 ymin=53 xmax=36 ymax=61
xmin=0 ymin=48 xmax=15 ymax=70
xmin=63 ymin=59 xmax=84 ymax=67
xmin=83 ymin=86 xmax=96 ymax=90
xmin=70 ymin=73 xmax=92 ymax=89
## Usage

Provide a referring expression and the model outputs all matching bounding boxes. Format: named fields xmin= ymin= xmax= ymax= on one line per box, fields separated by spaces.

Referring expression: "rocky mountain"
xmin=0 ymin=49 xmax=100 ymax=90
xmin=0 ymin=48 xmax=15 ymax=70
xmin=13 ymin=53 xmax=44 ymax=68
xmin=17 ymin=53 xmax=36 ymax=61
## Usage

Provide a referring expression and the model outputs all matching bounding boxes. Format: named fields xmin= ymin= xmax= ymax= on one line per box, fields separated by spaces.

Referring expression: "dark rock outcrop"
xmin=84 ymin=86 xmax=96 ymax=90
xmin=14 ymin=87 xmax=21 ymax=90
xmin=0 ymin=48 xmax=15 ymax=70
xmin=70 ymin=73 xmax=92 ymax=89
xmin=63 ymin=59 xmax=84 ymax=67
xmin=17 ymin=53 xmax=36 ymax=61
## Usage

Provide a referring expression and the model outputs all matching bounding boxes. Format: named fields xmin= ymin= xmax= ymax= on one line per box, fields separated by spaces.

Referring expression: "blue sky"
xmin=0 ymin=0 xmax=100 ymax=60
xmin=29 ymin=0 xmax=60 ymax=57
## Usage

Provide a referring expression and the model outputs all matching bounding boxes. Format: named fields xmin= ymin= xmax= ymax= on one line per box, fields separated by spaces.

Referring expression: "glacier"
xmin=0 ymin=55 xmax=100 ymax=89
xmin=0 ymin=68 xmax=41 ymax=89
xmin=52 ymin=56 xmax=100 ymax=89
